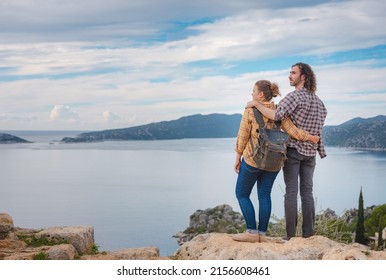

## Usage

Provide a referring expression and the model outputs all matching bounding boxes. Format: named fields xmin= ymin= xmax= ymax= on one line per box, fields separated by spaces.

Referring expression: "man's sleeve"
xmin=275 ymin=92 xmax=298 ymax=121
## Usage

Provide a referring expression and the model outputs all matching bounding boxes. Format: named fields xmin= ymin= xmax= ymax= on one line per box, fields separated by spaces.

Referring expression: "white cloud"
xmin=1 ymin=0 xmax=385 ymax=79
xmin=0 ymin=0 xmax=385 ymax=130
xmin=103 ymin=110 xmax=120 ymax=123
xmin=49 ymin=105 xmax=79 ymax=121
xmin=1 ymin=58 xmax=386 ymax=130
xmin=0 ymin=1 xmax=336 ymax=43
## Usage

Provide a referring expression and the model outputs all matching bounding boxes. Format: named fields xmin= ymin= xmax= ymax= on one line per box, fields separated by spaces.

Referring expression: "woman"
xmin=233 ymin=80 xmax=319 ymax=243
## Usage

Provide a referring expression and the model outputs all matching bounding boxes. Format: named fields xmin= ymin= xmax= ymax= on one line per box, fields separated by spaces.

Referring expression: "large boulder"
xmin=0 ymin=213 xmax=14 ymax=239
xmin=174 ymin=233 xmax=386 ymax=260
xmin=46 ymin=244 xmax=78 ymax=260
xmin=35 ymin=226 xmax=94 ymax=255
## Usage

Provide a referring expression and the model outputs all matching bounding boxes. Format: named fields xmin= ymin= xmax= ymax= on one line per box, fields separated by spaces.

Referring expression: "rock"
xmin=35 ymin=226 xmax=94 ymax=255
xmin=46 ymin=244 xmax=78 ymax=260
xmin=0 ymin=213 xmax=14 ymax=239
xmin=322 ymin=242 xmax=386 ymax=260
xmin=0 ymin=239 xmax=26 ymax=251
xmin=2 ymin=250 xmax=40 ymax=260
xmin=81 ymin=247 xmax=161 ymax=260
xmin=0 ymin=239 xmax=27 ymax=260
xmin=174 ymin=233 xmax=386 ymax=260
xmin=174 ymin=204 xmax=245 ymax=245
xmin=318 ymin=208 xmax=337 ymax=219
xmin=1 ymin=212 xmax=385 ymax=261
xmin=0 ymin=214 xmax=164 ymax=260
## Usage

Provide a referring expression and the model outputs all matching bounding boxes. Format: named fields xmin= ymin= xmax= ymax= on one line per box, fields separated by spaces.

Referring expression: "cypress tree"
xmin=355 ymin=188 xmax=366 ymax=245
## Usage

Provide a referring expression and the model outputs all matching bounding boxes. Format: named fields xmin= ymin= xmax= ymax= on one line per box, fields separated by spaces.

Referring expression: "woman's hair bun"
xmin=270 ymin=82 xmax=280 ymax=97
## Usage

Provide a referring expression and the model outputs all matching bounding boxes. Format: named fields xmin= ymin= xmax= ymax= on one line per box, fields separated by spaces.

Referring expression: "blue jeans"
xmin=283 ymin=148 xmax=316 ymax=238
xmin=235 ymin=159 xmax=279 ymax=234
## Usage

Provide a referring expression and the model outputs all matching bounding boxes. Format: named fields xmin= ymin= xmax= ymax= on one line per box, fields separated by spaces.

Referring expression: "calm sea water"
xmin=1 ymin=131 xmax=386 ymax=256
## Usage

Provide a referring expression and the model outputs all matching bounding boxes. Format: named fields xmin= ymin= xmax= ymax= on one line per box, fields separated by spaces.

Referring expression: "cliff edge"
xmin=1 ymin=212 xmax=385 ymax=260
xmin=175 ymin=233 xmax=386 ymax=260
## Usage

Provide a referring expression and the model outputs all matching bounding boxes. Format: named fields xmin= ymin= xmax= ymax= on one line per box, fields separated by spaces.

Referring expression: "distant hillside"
xmin=61 ymin=113 xmax=386 ymax=150
xmin=0 ymin=133 xmax=31 ymax=144
xmin=322 ymin=115 xmax=386 ymax=150
xmin=61 ymin=113 xmax=242 ymax=143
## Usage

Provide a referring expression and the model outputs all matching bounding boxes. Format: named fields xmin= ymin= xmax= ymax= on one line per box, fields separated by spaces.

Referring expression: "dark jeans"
xmin=235 ymin=159 xmax=279 ymax=234
xmin=283 ymin=148 xmax=316 ymax=238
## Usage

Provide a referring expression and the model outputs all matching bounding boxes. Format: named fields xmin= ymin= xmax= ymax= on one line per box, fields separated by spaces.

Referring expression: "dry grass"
xmin=268 ymin=211 xmax=353 ymax=243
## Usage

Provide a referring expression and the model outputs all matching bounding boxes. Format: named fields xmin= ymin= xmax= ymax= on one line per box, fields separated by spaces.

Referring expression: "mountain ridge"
xmin=322 ymin=114 xmax=386 ymax=150
xmin=61 ymin=114 xmax=386 ymax=151
xmin=2 ymin=114 xmax=385 ymax=150
xmin=61 ymin=113 xmax=242 ymax=143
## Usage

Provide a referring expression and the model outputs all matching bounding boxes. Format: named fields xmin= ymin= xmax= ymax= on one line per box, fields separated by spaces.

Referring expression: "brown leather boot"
xmin=232 ymin=232 xmax=260 ymax=243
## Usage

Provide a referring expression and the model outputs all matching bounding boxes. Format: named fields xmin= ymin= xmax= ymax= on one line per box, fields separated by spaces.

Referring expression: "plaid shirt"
xmin=275 ymin=88 xmax=327 ymax=158
xmin=235 ymin=101 xmax=311 ymax=168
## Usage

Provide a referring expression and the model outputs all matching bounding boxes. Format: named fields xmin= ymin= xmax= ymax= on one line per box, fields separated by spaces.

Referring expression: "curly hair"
xmin=293 ymin=62 xmax=317 ymax=93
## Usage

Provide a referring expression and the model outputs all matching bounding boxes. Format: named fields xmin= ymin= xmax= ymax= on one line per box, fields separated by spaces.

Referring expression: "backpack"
xmin=249 ymin=108 xmax=289 ymax=172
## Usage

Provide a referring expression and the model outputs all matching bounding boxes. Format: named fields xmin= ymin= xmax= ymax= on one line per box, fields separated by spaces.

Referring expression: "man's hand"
xmin=244 ymin=100 xmax=276 ymax=120
xmin=245 ymin=100 xmax=257 ymax=108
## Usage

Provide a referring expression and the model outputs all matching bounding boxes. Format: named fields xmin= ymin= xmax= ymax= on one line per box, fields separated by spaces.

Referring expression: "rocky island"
xmin=0 ymin=133 xmax=31 ymax=144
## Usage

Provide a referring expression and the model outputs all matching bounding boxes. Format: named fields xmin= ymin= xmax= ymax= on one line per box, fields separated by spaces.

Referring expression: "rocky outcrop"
xmin=0 ymin=226 xmax=91 ymax=260
xmin=0 ymin=213 xmax=162 ymax=260
xmin=1 ymin=212 xmax=385 ymax=260
xmin=35 ymin=226 xmax=94 ymax=255
xmin=173 ymin=204 xmax=245 ymax=245
xmin=174 ymin=233 xmax=386 ymax=260
xmin=0 ymin=213 xmax=14 ymax=239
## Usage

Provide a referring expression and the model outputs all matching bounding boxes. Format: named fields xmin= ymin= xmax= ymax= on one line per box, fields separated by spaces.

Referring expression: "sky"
xmin=1 ymin=0 xmax=386 ymax=131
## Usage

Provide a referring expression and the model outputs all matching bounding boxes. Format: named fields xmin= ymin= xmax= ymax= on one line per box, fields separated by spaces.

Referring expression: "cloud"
xmin=0 ymin=0 xmax=385 ymax=130
xmin=1 ymin=0 xmax=385 ymax=80
xmin=0 ymin=1 xmax=338 ymax=43
xmin=103 ymin=110 xmax=120 ymax=123
xmin=49 ymin=105 xmax=79 ymax=121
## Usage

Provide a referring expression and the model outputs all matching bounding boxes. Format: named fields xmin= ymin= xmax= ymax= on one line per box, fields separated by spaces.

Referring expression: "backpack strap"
xmin=252 ymin=107 xmax=282 ymax=130
xmin=252 ymin=108 xmax=265 ymax=128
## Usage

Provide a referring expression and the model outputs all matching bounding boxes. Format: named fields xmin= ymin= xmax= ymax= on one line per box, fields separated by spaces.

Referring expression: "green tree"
xmin=364 ymin=204 xmax=386 ymax=236
xmin=355 ymin=188 xmax=367 ymax=245
xmin=377 ymin=218 xmax=384 ymax=249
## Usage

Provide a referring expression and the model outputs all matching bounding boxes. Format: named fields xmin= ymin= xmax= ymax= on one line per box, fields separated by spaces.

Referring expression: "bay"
xmin=1 ymin=131 xmax=385 ymax=256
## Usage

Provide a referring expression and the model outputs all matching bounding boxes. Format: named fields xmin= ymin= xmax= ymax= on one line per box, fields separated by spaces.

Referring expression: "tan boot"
xmin=259 ymin=234 xmax=267 ymax=242
xmin=232 ymin=232 xmax=260 ymax=243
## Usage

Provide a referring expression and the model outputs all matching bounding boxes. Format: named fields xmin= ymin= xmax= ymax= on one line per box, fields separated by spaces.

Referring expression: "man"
xmin=246 ymin=62 xmax=327 ymax=239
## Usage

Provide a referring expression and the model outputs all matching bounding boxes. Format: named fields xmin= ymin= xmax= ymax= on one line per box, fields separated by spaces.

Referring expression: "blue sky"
xmin=1 ymin=0 xmax=386 ymax=130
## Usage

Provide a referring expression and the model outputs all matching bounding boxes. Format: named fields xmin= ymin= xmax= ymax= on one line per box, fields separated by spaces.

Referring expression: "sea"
xmin=1 ymin=130 xmax=386 ymax=256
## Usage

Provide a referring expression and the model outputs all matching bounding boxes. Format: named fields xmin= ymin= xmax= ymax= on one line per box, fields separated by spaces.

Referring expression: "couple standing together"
xmin=233 ymin=62 xmax=327 ymax=243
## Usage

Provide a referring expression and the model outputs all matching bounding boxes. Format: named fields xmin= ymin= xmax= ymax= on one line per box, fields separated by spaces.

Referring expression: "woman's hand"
xmin=234 ymin=153 xmax=242 ymax=174
xmin=308 ymin=134 xmax=320 ymax=144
